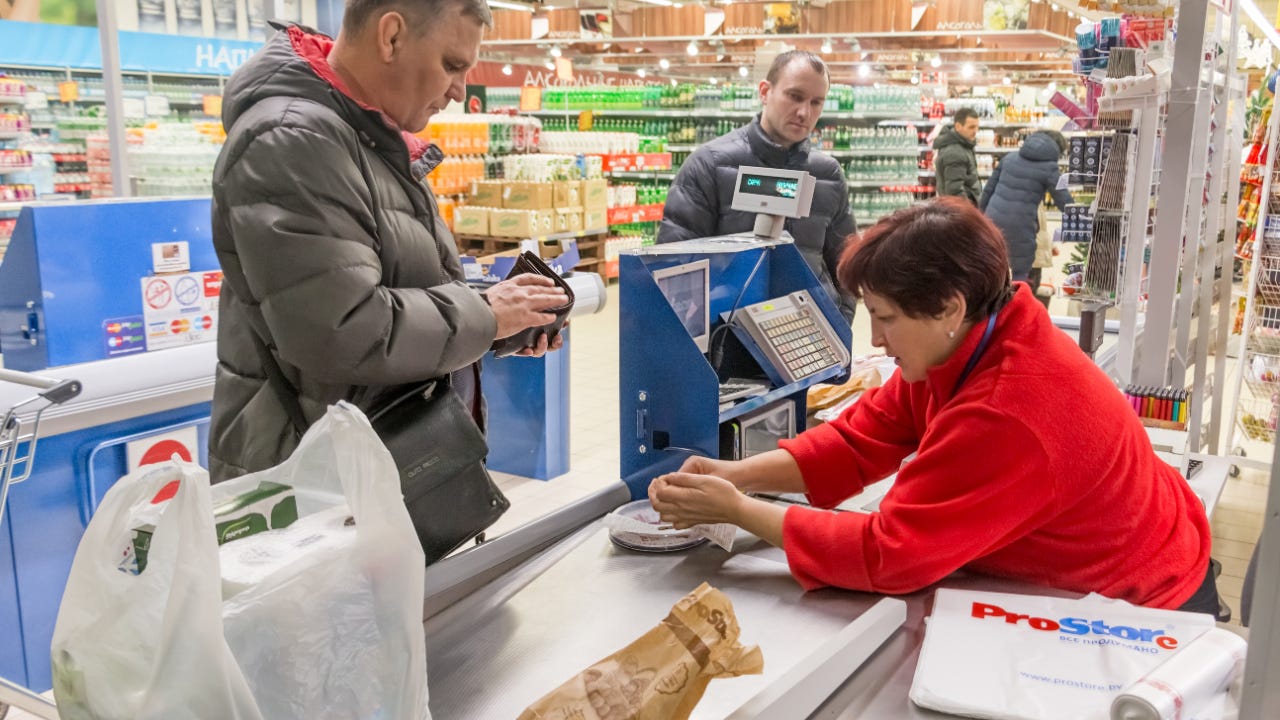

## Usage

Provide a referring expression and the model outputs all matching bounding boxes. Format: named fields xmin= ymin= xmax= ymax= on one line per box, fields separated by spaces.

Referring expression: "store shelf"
xmin=0 ymin=165 xmax=33 ymax=176
xmin=607 ymin=203 xmax=664 ymax=225
xmin=846 ymin=178 xmax=920 ymax=189
xmin=531 ymin=109 xmax=914 ymax=120
xmin=0 ymin=200 xmax=31 ymax=213
xmin=456 ymin=226 xmax=610 ymax=244
xmin=664 ymin=144 xmax=698 ymax=152
xmin=0 ymin=95 xmax=25 ymax=106
xmin=0 ymin=132 xmax=24 ymax=140
xmin=975 ymin=146 xmax=1020 ymax=154
xmin=596 ymin=152 xmax=672 ymax=172
xmin=607 ymin=170 xmax=677 ymax=181
xmin=827 ymin=148 xmax=921 ymax=158
xmin=878 ymin=119 xmax=1043 ymax=129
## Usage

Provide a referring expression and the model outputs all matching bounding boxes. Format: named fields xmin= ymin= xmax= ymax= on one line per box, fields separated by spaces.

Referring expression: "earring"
xmin=948 ymin=330 xmax=956 ymax=339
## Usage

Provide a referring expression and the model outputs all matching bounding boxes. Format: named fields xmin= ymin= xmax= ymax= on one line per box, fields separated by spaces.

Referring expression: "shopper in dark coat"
xmin=979 ymin=130 xmax=1074 ymax=283
xmin=209 ymin=3 xmax=568 ymax=481
xmin=933 ymin=108 xmax=981 ymax=205
xmin=658 ymin=51 xmax=858 ymax=322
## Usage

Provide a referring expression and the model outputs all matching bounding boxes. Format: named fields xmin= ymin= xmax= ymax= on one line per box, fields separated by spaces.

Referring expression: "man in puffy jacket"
xmin=979 ymin=130 xmax=1074 ymax=284
xmin=933 ymin=107 xmax=981 ymax=205
xmin=209 ymin=0 xmax=569 ymax=480
xmin=657 ymin=51 xmax=857 ymax=322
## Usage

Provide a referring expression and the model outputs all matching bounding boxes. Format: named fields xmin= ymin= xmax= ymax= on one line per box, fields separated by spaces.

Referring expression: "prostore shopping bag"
xmin=50 ymin=402 xmax=429 ymax=720
xmin=909 ymin=589 xmax=1217 ymax=720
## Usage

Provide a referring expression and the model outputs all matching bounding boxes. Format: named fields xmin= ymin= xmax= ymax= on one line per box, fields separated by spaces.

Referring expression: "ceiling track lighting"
xmin=686 ymin=41 xmax=699 ymax=56
xmin=501 ymin=63 xmax=513 ymax=75
xmin=637 ymin=68 xmax=647 ymax=78
xmin=738 ymin=65 xmax=749 ymax=77
xmin=659 ymin=58 xmax=671 ymax=70
xmin=487 ymin=0 xmax=534 ymax=11
xmin=549 ymin=45 xmax=562 ymax=58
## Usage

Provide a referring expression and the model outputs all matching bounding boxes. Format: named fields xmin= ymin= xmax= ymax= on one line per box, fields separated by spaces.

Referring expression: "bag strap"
xmin=247 ymin=328 xmax=308 ymax=439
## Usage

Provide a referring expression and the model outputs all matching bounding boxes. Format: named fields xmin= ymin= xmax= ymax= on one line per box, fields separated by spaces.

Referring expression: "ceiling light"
xmin=930 ymin=55 xmax=942 ymax=68
xmin=549 ymin=46 xmax=562 ymax=58
xmin=910 ymin=73 xmax=920 ymax=85
xmin=545 ymin=61 xmax=555 ymax=71
xmin=857 ymin=63 xmax=871 ymax=78
xmin=637 ymin=68 xmax=647 ymax=79
xmin=686 ymin=41 xmax=699 ymax=56
xmin=488 ymin=0 xmax=534 ymax=11
xmin=659 ymin=58 xmax=671 ymax=70
xmin=820 ymin=38 xmax=833 ymax=54
xmin=739 ymin=65 xmax=749 ymax=77
xmin=670 ymin=78 xmax=678 ymax=86
xmin=1002 ymin=74 xmax=1012 ymax=85
xmin=961 ymin=62 xmax=975 ymax=78
xmin=709 ymin=77 xmax=718 ymax=85
xmin=501 ymin=63 xmax=512 ymax=76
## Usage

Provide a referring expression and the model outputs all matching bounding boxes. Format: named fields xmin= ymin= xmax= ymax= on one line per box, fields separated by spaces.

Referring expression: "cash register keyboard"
xmin=735 ymin=290 xmax=850 ymax=385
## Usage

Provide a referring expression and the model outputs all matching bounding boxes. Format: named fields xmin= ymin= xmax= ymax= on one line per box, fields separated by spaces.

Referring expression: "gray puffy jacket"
xmin=933 ymin=126 xmax=980 ymax=205
xmin=657 ymin=117 xmax=858 ymax=321
xmin=208 ymin=26 xmax=496 ymax=481
xmin=979 ymin=132 xmax=1074 ymax=280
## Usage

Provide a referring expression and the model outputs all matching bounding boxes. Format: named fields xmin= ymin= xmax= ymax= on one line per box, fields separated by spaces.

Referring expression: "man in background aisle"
xmin=933 ymin=107 xmax=981 ymax=205
xmin=657 ymin=51 xmax=858 ymax=322
xmin=208 ymin=0 xmax=568 ymax=480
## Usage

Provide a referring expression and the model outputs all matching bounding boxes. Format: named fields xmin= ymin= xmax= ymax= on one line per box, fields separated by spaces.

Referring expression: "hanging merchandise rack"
xmin=1226 ymin=97 xmax=1280 ymax=472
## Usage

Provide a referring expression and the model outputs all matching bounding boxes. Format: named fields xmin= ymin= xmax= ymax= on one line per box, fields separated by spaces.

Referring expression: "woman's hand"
xmin=649 ymin=472 xmax=744 ymax=529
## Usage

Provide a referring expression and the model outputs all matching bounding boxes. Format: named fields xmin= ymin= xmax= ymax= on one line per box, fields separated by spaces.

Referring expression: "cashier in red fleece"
xmin=650 ymin=197 xmax=1218 ymax=613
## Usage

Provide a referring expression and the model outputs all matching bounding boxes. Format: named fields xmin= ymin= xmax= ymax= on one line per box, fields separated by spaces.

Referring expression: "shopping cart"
xmin=0 ymin=368 xmax=82 ymax=720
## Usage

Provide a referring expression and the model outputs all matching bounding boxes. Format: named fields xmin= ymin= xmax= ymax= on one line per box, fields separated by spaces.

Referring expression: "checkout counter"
xmin=0 ymin=197 xmax=598 ymax=692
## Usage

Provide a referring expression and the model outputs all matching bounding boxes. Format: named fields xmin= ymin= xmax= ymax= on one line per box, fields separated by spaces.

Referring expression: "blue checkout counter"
xmin=0 ymin=198 xmax=575 ymax=691
xmin=618 ymin=235 xmax=853 ymax=494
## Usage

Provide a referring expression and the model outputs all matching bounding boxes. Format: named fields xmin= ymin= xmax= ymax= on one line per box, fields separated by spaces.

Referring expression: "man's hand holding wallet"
xmin=485 ymin=251 xmax=575 ymax=358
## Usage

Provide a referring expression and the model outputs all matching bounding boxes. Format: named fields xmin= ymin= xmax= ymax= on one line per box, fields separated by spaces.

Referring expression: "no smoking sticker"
xmin=145 ymin=279 xmax=172 ymax=310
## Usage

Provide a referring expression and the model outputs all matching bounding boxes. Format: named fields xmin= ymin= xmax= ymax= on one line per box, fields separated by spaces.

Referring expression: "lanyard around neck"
xmin=953 ymin=310 xmax=1000 ymax=394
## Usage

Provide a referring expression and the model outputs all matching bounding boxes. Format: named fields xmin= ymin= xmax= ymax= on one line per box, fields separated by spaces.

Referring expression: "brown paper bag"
xmin=519 ymin=582 xmax=764 ymax=720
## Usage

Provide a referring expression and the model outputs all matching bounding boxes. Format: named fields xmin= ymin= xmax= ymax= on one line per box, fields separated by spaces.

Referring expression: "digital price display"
xmin=739 ymin=174 xmax=799 ymax=199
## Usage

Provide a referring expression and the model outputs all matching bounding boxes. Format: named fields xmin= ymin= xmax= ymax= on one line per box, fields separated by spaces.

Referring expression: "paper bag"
xmin=519 ymin=582 xmax=764 ymax=720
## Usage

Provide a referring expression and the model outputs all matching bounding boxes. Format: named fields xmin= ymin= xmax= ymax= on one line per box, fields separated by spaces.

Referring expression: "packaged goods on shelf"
xmin=851 ymin=190 xmax=915 ymax=224
xmin=846 ymin=157 xmax=918 ymax=182
xmin=127 ymin=122 xmax=223 ymax=198
xmin=423 ymin=113 xmax=541 ymax=155
xmin=0 ymin=149 xmax=32 ymax=169
xmin=0 ymin=183 xmax=35 ymax=201
xmin=503 ymin=153 xmax=602 ymax=182
xmin=848 ymin=86 xmax=922 ymax=114
xmin=539 ymin=131 xmax=640 ymax=155
xmin=0 ymin=112 xmax=31 ymax=135
xmin=815 ymin=126 xmax=916 ymax=151
xmin=0 ymin=78 xmax=26 ymax=102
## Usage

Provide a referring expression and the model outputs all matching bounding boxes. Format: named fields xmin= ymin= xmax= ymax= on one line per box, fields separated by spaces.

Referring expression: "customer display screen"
xmin=655 ymin=267 xmax=707 ymax=340
xmin=738 ymin=174 xmax=799 ymax=199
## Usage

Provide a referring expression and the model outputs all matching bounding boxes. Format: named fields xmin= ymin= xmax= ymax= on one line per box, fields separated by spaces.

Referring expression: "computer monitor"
xmin=652 ymin=259 xmax=711 ymax=353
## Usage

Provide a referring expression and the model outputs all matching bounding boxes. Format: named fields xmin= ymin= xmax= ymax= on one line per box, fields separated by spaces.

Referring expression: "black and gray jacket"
xmin=657 ymin=116 xmax=858 ymax=321
xmin=208 ymin=26 xmax=496 ymax=480
xmin=933 ymin=126 xmax=981 ymax=205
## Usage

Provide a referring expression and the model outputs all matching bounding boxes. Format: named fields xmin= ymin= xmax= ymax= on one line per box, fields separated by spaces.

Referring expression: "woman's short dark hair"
xmin=837 ymin=197 xmax=1012 ymax=321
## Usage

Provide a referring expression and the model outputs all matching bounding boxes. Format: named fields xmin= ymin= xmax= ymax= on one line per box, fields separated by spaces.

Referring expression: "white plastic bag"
xmin=910 ymin=589 xmax=1217 ymax=720
xmin=51 ymin=402 xmax=429 ymax=720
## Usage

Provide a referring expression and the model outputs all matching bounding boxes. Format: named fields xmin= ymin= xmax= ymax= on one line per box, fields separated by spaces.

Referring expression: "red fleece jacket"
xmin=777 ymin=285 xmax=1212 ymax=608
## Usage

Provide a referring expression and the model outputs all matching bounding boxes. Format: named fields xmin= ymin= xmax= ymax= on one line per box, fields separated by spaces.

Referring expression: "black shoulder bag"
xmin=249 ymin=336 xmax=509 ymax=565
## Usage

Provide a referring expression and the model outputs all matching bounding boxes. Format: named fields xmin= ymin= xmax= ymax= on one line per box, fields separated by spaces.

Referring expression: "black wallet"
xmin=490 ymin=251 xmax=575 ymax=358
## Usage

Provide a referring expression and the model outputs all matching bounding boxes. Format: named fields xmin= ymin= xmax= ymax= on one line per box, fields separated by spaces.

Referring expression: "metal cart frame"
xmin=0 ymin=368 xmax=82 ymax=720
